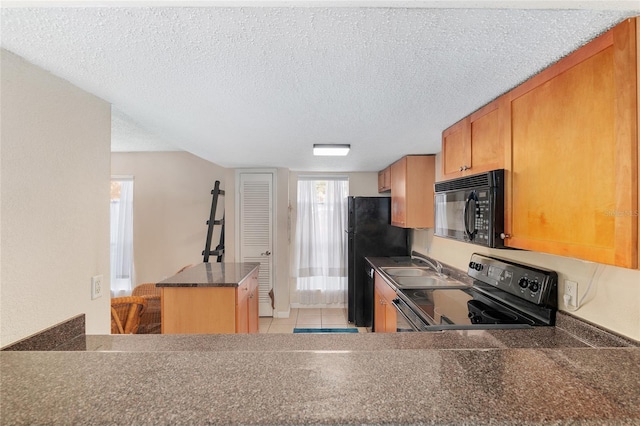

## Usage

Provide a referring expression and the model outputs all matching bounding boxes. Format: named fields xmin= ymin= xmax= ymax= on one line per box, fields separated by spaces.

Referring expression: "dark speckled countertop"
xmin=2 ymin=341 xmax=639 ymax=424
xmin=3 ymin=319 xmax=639 ymax=424
xmin=2 ymin=257 xmax=639 ymax=425
xmin=156 ymin=262 xmax=259 ymax=287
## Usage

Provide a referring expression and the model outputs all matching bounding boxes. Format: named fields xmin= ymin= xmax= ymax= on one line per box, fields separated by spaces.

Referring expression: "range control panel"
xmin=467 ymin=253 xmax=558 ymax=306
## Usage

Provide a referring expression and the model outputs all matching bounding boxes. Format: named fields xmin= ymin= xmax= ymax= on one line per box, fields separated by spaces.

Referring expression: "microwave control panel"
xmin=470 ymin=190 xmax=492 ymax=245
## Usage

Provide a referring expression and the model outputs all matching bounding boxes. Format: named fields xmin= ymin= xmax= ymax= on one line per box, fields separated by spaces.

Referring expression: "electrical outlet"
xmin=565 ymin=280 xmax=578 ymax=308
xmin=91 ymin=275 xmax=103 ymax=300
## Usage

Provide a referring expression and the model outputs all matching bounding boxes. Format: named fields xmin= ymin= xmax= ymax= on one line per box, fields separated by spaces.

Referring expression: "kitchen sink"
xmin=381 ymin=267 xmax=433 ymax=277
xmin=392 ymin=276 xmax=468 ymax=289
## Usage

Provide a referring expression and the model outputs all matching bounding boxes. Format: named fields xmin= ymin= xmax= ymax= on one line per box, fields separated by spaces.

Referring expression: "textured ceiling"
xmin=1 ymin=3 xmax=637 ymax=172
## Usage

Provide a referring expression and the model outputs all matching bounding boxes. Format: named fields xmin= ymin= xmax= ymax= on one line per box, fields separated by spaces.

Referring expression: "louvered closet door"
xmin=239 ymin=173 xmax=273 ymax=316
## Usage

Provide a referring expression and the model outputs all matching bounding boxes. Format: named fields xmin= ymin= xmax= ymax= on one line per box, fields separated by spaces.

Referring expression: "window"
xmin=293 ymin=177 xmax=349 ymax=306
xmin=110 ymin=177 xmax=134 ymax=297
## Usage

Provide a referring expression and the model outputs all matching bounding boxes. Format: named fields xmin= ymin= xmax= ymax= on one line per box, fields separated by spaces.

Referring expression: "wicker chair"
xmin=110 ymin=296 xmax=147 ymax=334
xmin=131 ymin=283 xmax=161 ymax=334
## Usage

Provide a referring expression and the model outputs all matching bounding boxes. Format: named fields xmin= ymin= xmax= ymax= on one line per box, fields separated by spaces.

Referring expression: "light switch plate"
xmin=91 ymin=275 xmax=103 ymax=299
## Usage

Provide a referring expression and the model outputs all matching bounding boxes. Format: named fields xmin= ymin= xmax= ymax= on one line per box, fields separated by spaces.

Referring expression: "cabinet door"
xmin=441 ymin=100 xmax=505 ymax=180
xmin=442 ymin=118 xmax=470 ymax=179
xmin=404 ymin=156 xmax=435 ymax=228
xmin=248 ymin=272 xmax=259 ymax=333
xmin=391 ymin=156 xmax=436 ymax=228
xmin=378 ymin=167 xmax=391 ymax=192
xmin=236 ymin=281 xmax=249 ymax=334
xmin=469 ymin=100 xmax=504 ymax=175
xmin=390 ymin=158 xmax=407 ymax=227
xmin=383 ymin=300 xmax=397 ymax=333
xmin=374 ymin=272 xmax=397 ymax=333
xmin=505 ymin=19 xmax=637 ymax=268
xmin=373 ymin=283 xmax=385 ymax=333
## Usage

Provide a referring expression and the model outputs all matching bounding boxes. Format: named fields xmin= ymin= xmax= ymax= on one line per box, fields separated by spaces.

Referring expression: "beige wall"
xmin=1 ymin=50 xmax=111 ymax=346
xmin=111 ymin=152 xmax=227 ymax=286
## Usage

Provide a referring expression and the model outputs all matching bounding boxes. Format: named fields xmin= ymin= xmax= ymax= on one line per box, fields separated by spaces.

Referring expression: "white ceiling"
xmin=1 ymin=1 xmax=638 ymax=172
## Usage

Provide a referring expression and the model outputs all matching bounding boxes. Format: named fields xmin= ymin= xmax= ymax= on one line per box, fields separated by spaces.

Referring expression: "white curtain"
xmin=294 ymin=178 xmax=349 ymax=305
xmin=110 ymin=178 xmax=134 ymax=297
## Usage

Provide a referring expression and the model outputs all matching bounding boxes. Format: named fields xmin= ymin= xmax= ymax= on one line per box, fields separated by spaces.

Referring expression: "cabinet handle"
xmin=500 ymin=233 xmax=511 ymax=239
xmin=380 ymin=299 xmax=386 ymax=305
xmin=460 ymin=165 xmax=470 ymax=171
xmin=459 ymin=166 xmax=464 ymax=172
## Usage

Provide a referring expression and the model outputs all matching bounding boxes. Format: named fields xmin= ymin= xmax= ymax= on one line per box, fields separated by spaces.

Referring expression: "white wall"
xmin=0 ymin=50 xmax=111 ymax=346
xmin=111 ymin=152 xmax=227 ymax=286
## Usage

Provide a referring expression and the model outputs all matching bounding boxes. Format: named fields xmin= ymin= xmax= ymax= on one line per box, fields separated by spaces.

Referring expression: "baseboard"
xmin=273 ymin=308 xmax=291 ymax=319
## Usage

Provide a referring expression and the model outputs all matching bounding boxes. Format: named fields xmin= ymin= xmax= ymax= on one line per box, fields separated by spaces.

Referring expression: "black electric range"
xmin=393 ymin=253 xmax=558 ymax=331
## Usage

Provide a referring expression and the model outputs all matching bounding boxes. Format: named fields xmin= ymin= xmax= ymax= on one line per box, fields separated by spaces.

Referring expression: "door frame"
xmin=234 ymin=169 xmax=277 ymax=317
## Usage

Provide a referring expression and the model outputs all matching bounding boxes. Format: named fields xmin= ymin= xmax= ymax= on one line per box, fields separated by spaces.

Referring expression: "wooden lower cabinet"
xmin=373 ymin=271 xmax=397 ymax=333
xmin=247 ymin=271 xmax=259 ymax=333
xmin=236 ymin=280 xmax=250 ymax=334
xmin=162 ymin=269 xmax=259 ymax=334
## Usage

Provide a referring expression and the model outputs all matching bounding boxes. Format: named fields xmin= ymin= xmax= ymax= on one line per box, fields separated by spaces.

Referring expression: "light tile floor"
xmin=259 ymin=308 xmax=368 ymax=333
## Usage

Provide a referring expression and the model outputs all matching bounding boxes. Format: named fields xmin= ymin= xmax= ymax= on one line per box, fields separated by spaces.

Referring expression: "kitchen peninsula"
xmin=157 ymin=262 xmax=259 ymax=334
xmin=2 ymin=317 xmax=639 ymax=424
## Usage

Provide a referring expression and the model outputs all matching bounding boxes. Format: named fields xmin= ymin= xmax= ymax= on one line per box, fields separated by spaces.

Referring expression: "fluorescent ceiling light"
xmin=313 ymin=144 xmax=350 ymax=156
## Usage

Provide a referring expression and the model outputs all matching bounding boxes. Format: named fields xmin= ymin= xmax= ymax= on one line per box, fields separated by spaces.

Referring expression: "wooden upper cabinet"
xmin=390 ymin=155 xmax=436 ymax=228
xmin=442 ymin=118 xmax=470 ymax=178
xmin=378 ymin=166 xmax=391 ymax=192
xmin=441 ymin=98 xmax=506 ymax=180
xmin=504 ymin=18 xmax=638 ymax=269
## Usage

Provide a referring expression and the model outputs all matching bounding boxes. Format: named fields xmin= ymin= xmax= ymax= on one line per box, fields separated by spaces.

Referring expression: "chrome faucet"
xmin=411 ymin=251 xmax=445 ymax=276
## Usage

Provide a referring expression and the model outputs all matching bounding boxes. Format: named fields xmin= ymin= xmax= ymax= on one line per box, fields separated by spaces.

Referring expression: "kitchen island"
xmin=2 ymin=314 xmax=639 ymax=425
xmin=157 ymin=262 xmax=259 ymax=334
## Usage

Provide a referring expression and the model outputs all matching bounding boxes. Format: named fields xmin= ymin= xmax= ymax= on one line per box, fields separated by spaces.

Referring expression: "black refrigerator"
xmin=347 ymin=196 xmax=409 ymax=327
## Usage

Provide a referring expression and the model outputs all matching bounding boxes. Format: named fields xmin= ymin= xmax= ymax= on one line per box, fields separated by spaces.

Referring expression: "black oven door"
xmin=391 ymin=297 xmax=431 ymax=332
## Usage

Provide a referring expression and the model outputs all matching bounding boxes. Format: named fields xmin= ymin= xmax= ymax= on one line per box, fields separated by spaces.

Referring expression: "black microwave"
xmin=434 ymin=169 xmax=505 ymax=248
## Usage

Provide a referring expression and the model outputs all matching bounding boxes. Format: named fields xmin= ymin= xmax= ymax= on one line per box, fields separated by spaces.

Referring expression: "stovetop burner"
xmin=467 ymin=300 xmax=519 ymax=324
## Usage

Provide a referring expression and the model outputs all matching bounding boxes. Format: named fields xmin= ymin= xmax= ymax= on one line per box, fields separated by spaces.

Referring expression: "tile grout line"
xmin=261 ymin=308 xmax=351 ymax=333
